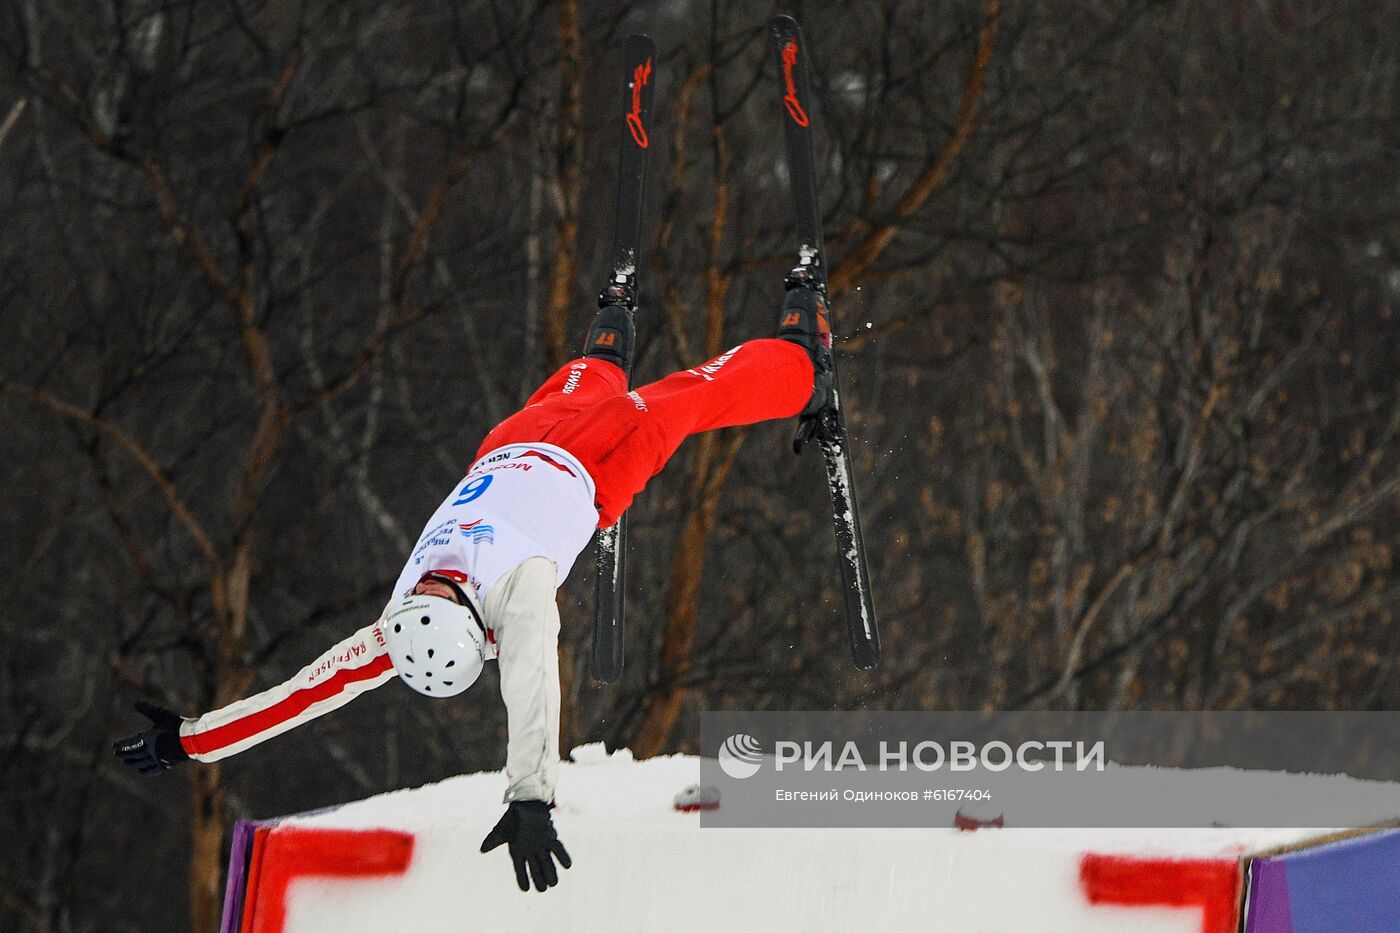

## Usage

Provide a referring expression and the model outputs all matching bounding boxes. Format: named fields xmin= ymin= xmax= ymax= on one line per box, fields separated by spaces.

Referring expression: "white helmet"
xmin=382 ymin=593 xmax=486 ymax=698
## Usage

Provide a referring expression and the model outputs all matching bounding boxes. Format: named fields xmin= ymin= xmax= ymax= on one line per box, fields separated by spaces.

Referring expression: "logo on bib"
xmin=458 ymin=520 xmax=495 ymax=545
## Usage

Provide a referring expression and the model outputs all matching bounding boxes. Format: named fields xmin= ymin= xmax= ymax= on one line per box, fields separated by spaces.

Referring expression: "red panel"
xmin=1080 ymin=854 xmax=1241 ymax=933
xmin=244 ymin=827 xmax=415 ymax=933
xmin=239 ymin=828 xmax=272 ymax=933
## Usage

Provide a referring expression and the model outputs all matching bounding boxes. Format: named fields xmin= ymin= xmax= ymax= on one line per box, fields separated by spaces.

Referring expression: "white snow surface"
xmin=267 ymin=747 xmax=1363 ymax=933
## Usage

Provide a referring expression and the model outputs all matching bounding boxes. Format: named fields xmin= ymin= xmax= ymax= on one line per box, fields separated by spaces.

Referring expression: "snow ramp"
xmin=221 ymin=747 xmax=1400 ymax=933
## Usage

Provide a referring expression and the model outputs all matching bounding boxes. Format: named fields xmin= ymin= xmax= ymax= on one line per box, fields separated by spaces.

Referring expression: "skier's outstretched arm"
xmin=490 ymin=556 xmax=563 ymax=802
xmin=479 ymin=555 xmax=571 ymax=892
xmin=113 ymin=622 xmax=395 ymax=772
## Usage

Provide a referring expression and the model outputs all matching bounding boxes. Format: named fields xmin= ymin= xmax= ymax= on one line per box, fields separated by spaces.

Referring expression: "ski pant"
xmin=475 ymin=338 xmax=813 ymax=527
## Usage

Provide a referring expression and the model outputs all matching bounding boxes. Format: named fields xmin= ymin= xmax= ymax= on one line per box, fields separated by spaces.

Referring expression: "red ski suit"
xmin=476 ymin=337 xmax=814 ymax=527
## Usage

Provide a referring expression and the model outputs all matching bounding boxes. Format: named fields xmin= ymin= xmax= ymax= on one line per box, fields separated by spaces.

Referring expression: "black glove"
xmin=480 ymin=800 xmax=572 ymax=892
xmin=113 ymin=701 xmax=190 ymax=775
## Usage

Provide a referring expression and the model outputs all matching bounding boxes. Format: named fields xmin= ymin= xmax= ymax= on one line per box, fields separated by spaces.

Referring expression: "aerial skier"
xmin=113 ymin=280 xmax=834 ymax=893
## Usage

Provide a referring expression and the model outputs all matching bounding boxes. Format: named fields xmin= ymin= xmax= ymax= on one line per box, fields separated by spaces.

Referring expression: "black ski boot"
xmin=584 ymin=281 xmax=636 ymax=369
xmin=776 ymin=264 xmax=834 ymax=419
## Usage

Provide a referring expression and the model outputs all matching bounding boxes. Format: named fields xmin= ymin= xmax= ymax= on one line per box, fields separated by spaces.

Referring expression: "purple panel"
xmin=1244 ymin=857 xmax=1293 ymax=933
xmin=1245 ymin=829 xmax=1400 ymax=933
xmin=1286 ymin=830 xmax=1400 ymax=932
xmin=219 ymin=819 xmax=262 ymax=933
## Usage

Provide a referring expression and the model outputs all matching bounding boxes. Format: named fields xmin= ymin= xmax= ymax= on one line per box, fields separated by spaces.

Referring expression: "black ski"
xmin=591 ymin=34 xmax=656 ymax=684
xmin=769 ymin=15 xmax=881 ymax=670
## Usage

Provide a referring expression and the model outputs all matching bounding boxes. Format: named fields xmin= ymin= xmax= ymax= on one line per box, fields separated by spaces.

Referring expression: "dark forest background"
xmin=2 ymin=0 xmax=1398 ymax=930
